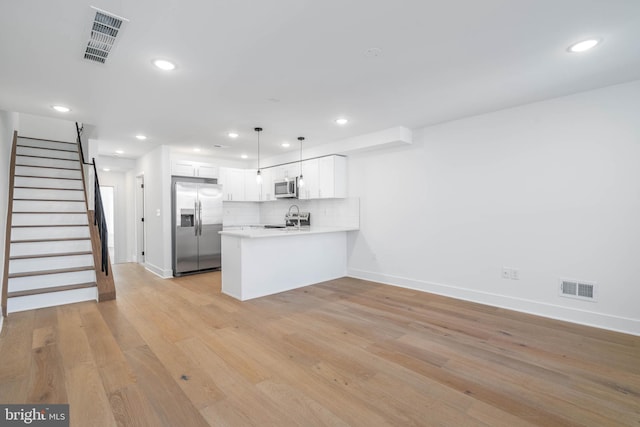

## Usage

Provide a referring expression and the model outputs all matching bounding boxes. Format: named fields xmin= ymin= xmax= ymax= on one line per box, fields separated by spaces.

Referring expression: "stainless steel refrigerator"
xmin=172 ymin=177 xmax=223 ymax=276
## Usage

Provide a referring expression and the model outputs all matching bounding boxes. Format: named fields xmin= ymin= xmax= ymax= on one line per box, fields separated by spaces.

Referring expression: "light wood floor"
xmin=0 ymin=264 xmax=638 ymax=426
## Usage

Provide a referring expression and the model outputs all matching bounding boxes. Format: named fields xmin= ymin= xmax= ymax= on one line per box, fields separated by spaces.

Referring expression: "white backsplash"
xmin=223 ymin=198 xmax=360 ymax=228
xmin=222 ymin=202 xmax=260 ymax=226
xmin=260 ymin=198 xmax=360 ymax=228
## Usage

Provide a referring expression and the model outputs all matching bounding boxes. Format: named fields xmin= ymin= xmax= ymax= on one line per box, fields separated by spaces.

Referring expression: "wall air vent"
xmin=83 ymin=7 xmax=129 ymax=64
xmin=559 ymin=278 xmax=597 ymax=302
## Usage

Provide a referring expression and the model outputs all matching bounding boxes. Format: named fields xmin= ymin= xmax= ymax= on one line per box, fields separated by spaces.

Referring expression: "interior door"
xmin=175 ymin=181 xmax=199 ymax=274
xmin=197 ymin=183 xmax=223 ymax=270
xmin=136 ymin=175 xmax=145 ymax=263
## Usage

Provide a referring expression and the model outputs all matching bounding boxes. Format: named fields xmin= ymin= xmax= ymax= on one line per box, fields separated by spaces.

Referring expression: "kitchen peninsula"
xmin=219 ymin=226 xmax=358 ymax=300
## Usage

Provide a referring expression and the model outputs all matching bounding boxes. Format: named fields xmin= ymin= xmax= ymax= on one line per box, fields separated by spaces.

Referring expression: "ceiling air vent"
xmin=559 ymin=279 xmax=597 ymax=302
xmin=83 ymin=7 xmax=129 ymax=64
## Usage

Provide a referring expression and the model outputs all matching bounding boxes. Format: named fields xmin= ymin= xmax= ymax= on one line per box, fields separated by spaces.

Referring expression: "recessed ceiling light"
xmin=194 ymin=147 xmax=201 ymax=152
xmin=103 ymin=168 xmax=111 ymax=172
xmin=568 ymin=39 xmax=601 ymax=53
xmin=364 ymin=47 xmax=382 ymax=58
xmin=228 ymin=132 xmax=239 ymax=138
xmin=135 ymin=135 xmax=147 ymax=140
xmin=335 ymin=118 xmax=349 ymax=125
xmin=241 ymin=154 xmax=248 ymax=159
xmin=281 ymin=142 xmax=290 ymax=148
xmin=52 ymin=105 xmax=70 ymax=113
xmin=153 ymin=59 xmax=176 ymax=71
xmin=115 ymin=150 xmax=124 ymax=154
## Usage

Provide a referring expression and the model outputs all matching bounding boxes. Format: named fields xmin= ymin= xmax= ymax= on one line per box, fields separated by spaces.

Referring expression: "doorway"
xmin=99 ymin=186 xmax=115 ymax=261
xmin=136 ymin=175 xmax=145 ymax=264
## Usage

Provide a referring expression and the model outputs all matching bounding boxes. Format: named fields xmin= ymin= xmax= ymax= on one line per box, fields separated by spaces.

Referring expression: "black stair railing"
xmin=75 ymin=122 xmax=109 ymax=276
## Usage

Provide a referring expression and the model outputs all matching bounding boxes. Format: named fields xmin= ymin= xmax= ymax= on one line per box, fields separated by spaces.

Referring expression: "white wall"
xmin=97 ymin=170 xmax=131 ymax=264
xmin=18 ymin=113 xmax=77 ymax=142
xmin=125 ymin=170 xmax=137 ymax=262
xmin=0 ymin=110 xmax=19 ymax=322
xmin=347 ymin=80 xmax=640 ymax=335
xmin=135 ymin=146 xmax=172 ymax=277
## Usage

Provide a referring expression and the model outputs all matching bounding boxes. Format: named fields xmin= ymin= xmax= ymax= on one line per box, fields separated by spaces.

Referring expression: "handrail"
xmin=92 ymin=158 xmax=110 ymax=276
xmin=2 ymin=131 xmax=19 ymax=317
xmin=75 ymin=122 xmax=91 ymax=165
xmin=75 ymin=122 xmax=109 ymax=276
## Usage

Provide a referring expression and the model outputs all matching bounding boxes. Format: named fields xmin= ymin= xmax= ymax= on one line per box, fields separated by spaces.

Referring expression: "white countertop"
xmin=219 ymin=226 xmax=359 ymax=238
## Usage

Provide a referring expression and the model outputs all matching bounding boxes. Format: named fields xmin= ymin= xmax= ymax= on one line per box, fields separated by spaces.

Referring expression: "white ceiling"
xmin=1 ymin=0 xmax=639 ymax=161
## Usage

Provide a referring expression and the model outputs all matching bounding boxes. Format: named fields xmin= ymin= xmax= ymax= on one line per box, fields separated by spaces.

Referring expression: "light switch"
xmin=156 ymin=209 xmax=161 ymax=217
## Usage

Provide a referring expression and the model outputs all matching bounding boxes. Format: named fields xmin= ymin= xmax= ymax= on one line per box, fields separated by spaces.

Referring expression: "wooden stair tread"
xmin=13 ymin=211 xmax=87 ymax=214
xmin=8 ymin=266 xmax=95 ymax=278
xmin=17 ymin=144 xmax=78 ymax=153
xmin=18 ymin=136 xmax=78 ymax=145
xmin=14 ymin=175 xmax=81 ymax=181
xmin=14 ymin=186 xmax=84 ymax=191
xmin=15 ymin=163 xmax=80 ymax=171
xmin=11 ymin=237 xmax=90 ymax=243
xmin=13 ymin=198 xmax=84 ymax=202
xmin=12 ymin=224 xmax=88 ymax=228
xmin=7 ymin=283 xmax=96 ymax=298
xmin=15 ymin=154 xmax=79 ymax=161
xmin=10 ymin=251 xmax=92 ymax=260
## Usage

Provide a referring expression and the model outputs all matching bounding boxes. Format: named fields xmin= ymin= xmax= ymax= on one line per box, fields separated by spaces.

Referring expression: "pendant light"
xmin=298 ymin=136 xmax=305 ymax=187
xmin=255 ymin=127 xmax=263 ymax=184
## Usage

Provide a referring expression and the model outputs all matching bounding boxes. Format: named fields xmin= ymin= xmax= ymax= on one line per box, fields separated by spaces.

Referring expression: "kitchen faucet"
xmin=287 ymin=204 xmax=301 ymax=229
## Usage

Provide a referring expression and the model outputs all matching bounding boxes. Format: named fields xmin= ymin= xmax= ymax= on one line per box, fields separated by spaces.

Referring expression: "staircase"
xmin=2 ymin=131 xmax=114 ymax=314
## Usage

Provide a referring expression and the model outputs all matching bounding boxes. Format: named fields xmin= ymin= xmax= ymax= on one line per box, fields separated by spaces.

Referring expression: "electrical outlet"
xmin=502 ymin=267 xmax=520 ymax=280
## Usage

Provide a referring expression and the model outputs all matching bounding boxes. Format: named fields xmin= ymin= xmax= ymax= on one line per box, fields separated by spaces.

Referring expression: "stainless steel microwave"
xmin=274 ymin=177 xmax=298 ymax=198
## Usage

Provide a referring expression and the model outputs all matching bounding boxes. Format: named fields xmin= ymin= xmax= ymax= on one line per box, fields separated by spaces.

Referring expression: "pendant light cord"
xmin=255 ymin=127 xmax=262 ymax=171
xmin=298 ymin=136 xmax=305 ymax=180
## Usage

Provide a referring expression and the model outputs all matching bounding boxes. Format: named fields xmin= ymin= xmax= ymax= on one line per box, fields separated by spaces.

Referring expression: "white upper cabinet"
xmin=215 ymin=156 xmax=346 ymax=202
xmin=219 ymin=167 xmax=273 ymax=201
xmin=287 ymin=162 xmax=302 ymax=180
xmin=171 ymin=160 xmax=219 ymax=178
xmin=318 ymin=155 xmax=346 ymax=198
xmin=260 ymin=168 xmax=274 ymax=201
xmin=299 ymin=155 xmax=346 ymax=199
xmin=271 ymin=163 xmax=300 ymax=182
xmin=244 ymin=169 xmax=261 ymax=202
xmin=219 ymin=167 xmax=245 ymax=201
xmin=197 ymin=164 xmax=219 ymax=178
xmin=299 ymin=159 xmax=319 ymax=200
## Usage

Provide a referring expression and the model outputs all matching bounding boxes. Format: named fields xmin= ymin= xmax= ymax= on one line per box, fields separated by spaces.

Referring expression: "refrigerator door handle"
xmin=198 ymin=200 xmax=203 ymax=236
xmin=194 ymin=200 xmax=198 ymax=236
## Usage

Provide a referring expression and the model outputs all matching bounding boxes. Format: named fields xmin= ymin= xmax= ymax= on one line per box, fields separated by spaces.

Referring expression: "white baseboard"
xmin=144 ymin=262 xmax=173 ymax=279
xmin=347 ymin=268 xmax=640 ymax=336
